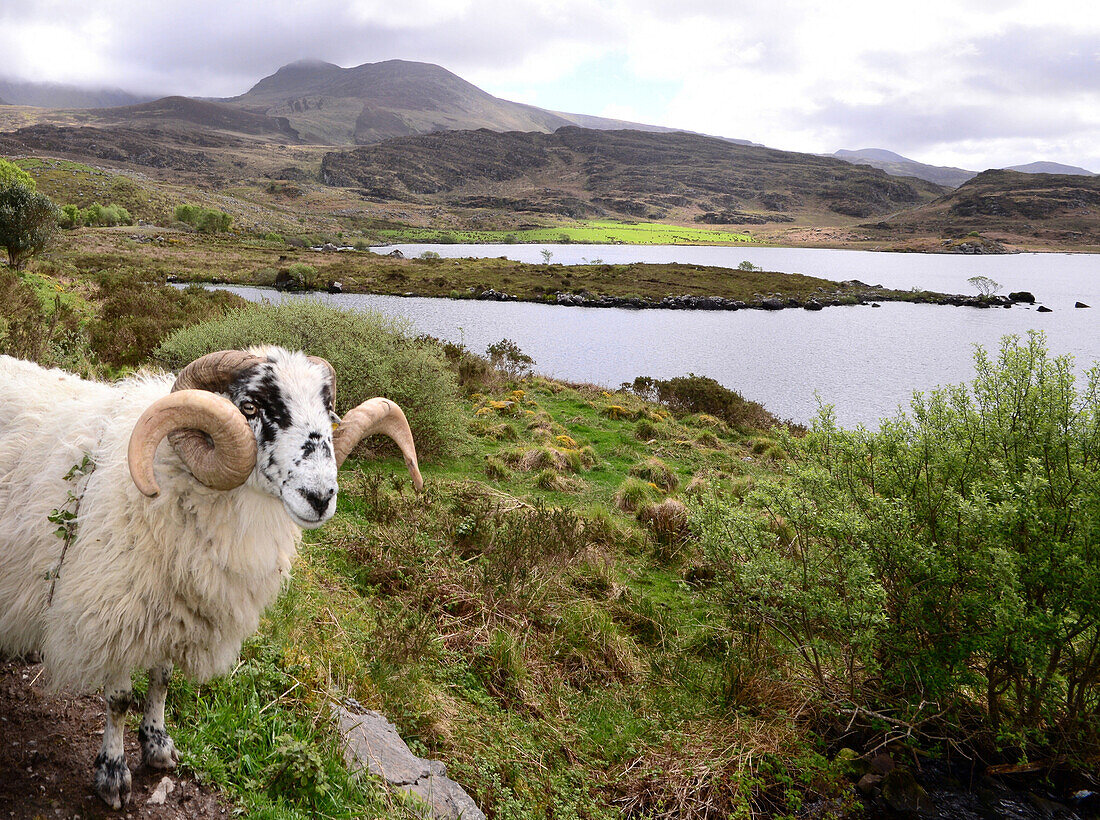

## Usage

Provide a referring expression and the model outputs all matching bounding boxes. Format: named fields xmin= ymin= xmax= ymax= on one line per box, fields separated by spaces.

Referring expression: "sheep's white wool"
xmin=0 ymin=354 xmax=306 ymax=691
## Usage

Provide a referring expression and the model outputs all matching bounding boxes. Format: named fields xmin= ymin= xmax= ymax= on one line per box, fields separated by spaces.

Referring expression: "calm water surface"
xmin=220 ymin=245 xmax=1098 ymax=426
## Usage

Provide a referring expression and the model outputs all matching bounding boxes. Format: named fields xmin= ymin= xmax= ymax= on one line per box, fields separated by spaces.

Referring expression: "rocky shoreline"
xmin=464 ymin=280 xmax=1034 ymax=312
xmin=183 ymin=274 xmax=1043 ymax=313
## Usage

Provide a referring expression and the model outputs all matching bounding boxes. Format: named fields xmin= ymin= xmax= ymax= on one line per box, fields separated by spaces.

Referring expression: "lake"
xmin=215 ymin=245 xmax=1099 ymax=427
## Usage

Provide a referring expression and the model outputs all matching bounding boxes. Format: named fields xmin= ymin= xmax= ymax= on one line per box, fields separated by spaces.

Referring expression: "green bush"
xmin=155 ymin=299 xmax=465 ymax=459
xmin=0 ymin=182 xmax=59 ymax=269
xmin=629 ymin=374 xmax=778 ymax=431
xmin=174 ymin=203 xmax=232 ymax=233
xmin=88 ymin=271 xmax=245 ymax=368
xmin=693 ymin=332 xmax=1100 ymax=754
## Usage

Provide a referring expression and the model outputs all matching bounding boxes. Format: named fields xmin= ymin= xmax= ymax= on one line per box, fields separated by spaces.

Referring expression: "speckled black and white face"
xmin=228 ymin=349 xmax=341 ymax=529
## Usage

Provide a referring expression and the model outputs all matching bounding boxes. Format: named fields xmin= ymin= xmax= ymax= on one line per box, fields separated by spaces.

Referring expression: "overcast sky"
xmin=1 ymin=0 xmax=1097 ymax=171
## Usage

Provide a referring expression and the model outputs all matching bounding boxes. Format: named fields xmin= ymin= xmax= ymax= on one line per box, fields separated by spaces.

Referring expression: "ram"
xmin=0 ymin=347 xmax=422 ymax=809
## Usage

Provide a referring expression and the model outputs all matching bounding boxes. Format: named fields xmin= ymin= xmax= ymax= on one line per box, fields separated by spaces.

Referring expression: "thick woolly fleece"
xmin=0 ymin=352 xmax=325 ymax=692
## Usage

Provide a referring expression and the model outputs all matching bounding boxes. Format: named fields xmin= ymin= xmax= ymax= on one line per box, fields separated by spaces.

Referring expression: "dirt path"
xmin=0 ymin=658 xmax=234 ymax=818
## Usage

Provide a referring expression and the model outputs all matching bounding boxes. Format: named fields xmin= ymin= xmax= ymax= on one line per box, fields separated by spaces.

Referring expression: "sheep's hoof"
xmin=139 ymin=726 xmax=179 ymax=770
xmin=93 ymin=752 xmax=132 ymax=809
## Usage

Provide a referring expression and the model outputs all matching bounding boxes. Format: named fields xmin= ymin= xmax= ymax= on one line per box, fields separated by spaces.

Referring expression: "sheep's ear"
xmin=307 ymin=356 xmax=337 ymax=410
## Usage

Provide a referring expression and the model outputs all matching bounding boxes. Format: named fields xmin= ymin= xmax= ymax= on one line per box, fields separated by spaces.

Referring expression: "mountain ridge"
xmin=319 ymin=126 xmax=944 ymax=222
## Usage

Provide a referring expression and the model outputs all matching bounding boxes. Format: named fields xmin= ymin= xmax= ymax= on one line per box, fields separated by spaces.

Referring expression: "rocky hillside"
xmin=320 ymin=126 xmax=945 ymax=221
xmin=832 ymin=148 xmax=976 ymax=188
xmin=867 ymin=169 xmax=1100 ymax=246
xmin=1004 ymin=161 xmax=1095 ymax=176
xmin=229 ymin=59 xmax=678 ymax=145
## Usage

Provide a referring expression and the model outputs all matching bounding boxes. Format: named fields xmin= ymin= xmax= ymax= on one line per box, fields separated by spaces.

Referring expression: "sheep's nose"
xmin=298 ymin=487 xmax=335 ymax=516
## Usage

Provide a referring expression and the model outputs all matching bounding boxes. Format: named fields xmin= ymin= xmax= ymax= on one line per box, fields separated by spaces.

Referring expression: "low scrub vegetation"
xmin=156 ymin=300 xmax=465 ymax=459
xmin=59 ymin=201 xmax=133 ymax=228
xmin=6 ymin=241 xmax=1097 ymax=816
xmin=693 ymin=332 xmax=1100 ymax=759
xmin=174 ymin=203 xmax=234 ymax=233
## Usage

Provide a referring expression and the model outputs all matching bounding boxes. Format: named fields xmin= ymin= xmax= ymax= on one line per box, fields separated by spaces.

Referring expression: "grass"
xmin=147 ymin=369 xmax=835 ymax=818
xmin=374 ymin=219 xmax=752 ymax=246
xmin=39 ymin=228 xmax=936 ymax=309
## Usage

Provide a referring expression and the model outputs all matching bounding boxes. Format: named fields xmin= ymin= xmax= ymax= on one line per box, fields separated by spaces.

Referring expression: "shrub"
xmin=0 ymin=158 xmax=35 ymax=191
xmin=155 ymin=299 xmax=465 ymax=459
xmin=693 ymin=332 xmax=1100 ymax=754
xmin=0 ymin=269 xmax=81 ymax=366
xmin=628 ymin=374 xmax=778 ymax=431
xmin=77 ymin=202 xmax=132 ymax=227
xmin=629 ymin=457 xmax=678 ymax=492
xmin=88 ymin=272 xmax=245 ymax=368
xmin=174 ymin=203 xmax=232 ymax=233
xmin=614 ymin=477 xmax=656 ymax=513
xmin=0 ymin=182 xmax=59 ymax=269
xmin=486 ymin=338 xmax=535 ymax=380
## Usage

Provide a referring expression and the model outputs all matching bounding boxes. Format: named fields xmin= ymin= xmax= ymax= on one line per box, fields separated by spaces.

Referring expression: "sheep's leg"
xmin=93 ymin=671 xmax=133 ymax=809
xmin=139 ymin=663 xmax=178 ymax=770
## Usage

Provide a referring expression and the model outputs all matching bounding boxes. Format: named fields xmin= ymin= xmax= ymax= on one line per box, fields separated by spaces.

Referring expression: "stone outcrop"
xmin=334 ymin=703 xmax=485 ymax=820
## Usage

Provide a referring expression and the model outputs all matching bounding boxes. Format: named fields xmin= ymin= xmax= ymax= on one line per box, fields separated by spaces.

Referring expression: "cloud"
xmin=0 ymin=0 xmax=1096 ymax=169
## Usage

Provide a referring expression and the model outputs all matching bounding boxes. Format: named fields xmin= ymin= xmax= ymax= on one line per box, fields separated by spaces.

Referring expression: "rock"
xmin=387 ymin=249 xmax=404 ymax=258
xmin=1037 ymin=305 xmax=1053 ymax=312
xmin=803 ymin=299 xmax=824 ymax=311
xmin=148 ymin=776 xmax=175 ymax=805
xmin=334 ymin=705 xmax=485 ymax=820
xmin=760 ymin=298 xmax=784 ymax=310
xmin=835 ymin=747 xmax=869 ymax=778
xmin=1009 ymin=291 xmax=1035 ymax=303
xmin=1075 ymin=301 xmax=1090 ymax=308
xmin=869 ymin=752 xmax=895 ymax=775
xmin=1027 ymin=793 xmax=1072 ymax=817
xmin=857 ymin=773 xmax=883 ymax=795
xmin=328 ymin=281 xmax=343 ymax=293
xmin=880 ymin=769 xmax=937 ymax=817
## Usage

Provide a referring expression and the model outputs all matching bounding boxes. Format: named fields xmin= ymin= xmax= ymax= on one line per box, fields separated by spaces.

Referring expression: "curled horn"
xmin=333 ymin=398 xmax=423 ymax=491
xmin=127 ymin=351 xmax=263 ymax=497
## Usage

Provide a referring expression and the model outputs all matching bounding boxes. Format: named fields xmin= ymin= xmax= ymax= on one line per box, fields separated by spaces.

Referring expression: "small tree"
xmin=737 ymin=260 xmax=761 ymax=272
xmin=967 ymin=275 xmax=1001 ymax=298
xmin=486 ymin=338 xmax=535 ymax=380
xmin=0 ymin=182 xmax=59 ymax=269
xmin=540 ymin=248 xmax=553 ymax=264
xmin=0 ymin=158 xmax=35 ymax=191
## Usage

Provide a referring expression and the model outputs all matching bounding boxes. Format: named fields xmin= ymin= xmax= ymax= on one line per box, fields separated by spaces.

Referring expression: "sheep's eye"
xmin=240 ymin=401 xmax=259 ymax=417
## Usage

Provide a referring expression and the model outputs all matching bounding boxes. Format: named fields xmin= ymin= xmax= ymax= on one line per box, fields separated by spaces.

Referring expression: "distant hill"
xmin=869 ymin=169 xmax=1100 ymax=246
xmin=0 ymin=78 xmax=154 ymax=109
xmin=833 ymin=149 xmax=977 ymax=188
xmin=228 ymin=58 xmax=680 ymax=145
xmin=320 ymin=126 xmax=945 ymax=221
xmin=1004 ymin=161 xmax=1095 ymax=176
xmin=90 ymin=96 xmax=300 ymax=140
xmin=834 ymin=149 xmax=1098 ymax=189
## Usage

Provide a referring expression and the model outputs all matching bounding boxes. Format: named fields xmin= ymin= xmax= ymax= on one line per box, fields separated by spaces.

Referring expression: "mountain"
xmin=833 ymin=149 xmax=977 ymax=188
xmin=1004 ymin=161 xmax=1095 ymax=176
xmin=0 ymin=96 xmax=301 ymax=174
xmin=320 ymin=126 xmax=945 ymax=221
xmin=0 ymin=78 xmax=154 ymax=109
xmin=869 ymin=169 xmax=1100 ymax=246
xmin=90 ymin=96 xmax=300 ymax=139
xmin=229 ymin=58 xmax=679 ymax=145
